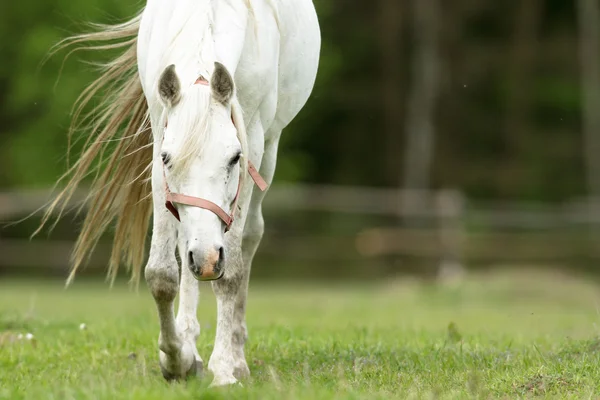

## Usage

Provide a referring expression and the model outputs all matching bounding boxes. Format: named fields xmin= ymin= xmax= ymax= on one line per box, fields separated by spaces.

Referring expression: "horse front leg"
xmin=209 ymin=133 xmax=279 ymax=386
xmin=174 ymin=236 xmax=204 ymax=374
xmin=145 ymin=222 xmax=199 ymax=380
xmin=145 ymin=162 xmax=200 ymax=381
xmin=208 ymin=232 xmax=246 ymax=386
xmin=228 ymin=199 xmax=265 ymax=381
xmin=231 ymin=135 xmax=279 ymax=379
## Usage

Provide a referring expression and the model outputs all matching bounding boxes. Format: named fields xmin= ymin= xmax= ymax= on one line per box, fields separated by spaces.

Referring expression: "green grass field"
xmin=2 ymin=269 xmax=600 ymax=399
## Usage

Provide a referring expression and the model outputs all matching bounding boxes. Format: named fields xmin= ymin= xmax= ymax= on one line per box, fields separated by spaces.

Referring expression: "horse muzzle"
xmin=187 ymin=246 xmax=224 ymax=281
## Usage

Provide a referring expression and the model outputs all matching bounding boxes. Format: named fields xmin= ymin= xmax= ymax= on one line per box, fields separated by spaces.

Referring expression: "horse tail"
xmin=35 ymin=13 xmax=153 ymax=287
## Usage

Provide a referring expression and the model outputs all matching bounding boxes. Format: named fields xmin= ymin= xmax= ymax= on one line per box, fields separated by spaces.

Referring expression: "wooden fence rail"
xmin=1 ymin=185 xmax=600 ymax=277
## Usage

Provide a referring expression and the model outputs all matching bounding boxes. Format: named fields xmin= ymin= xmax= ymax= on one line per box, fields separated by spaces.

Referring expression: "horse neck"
xmin=150 ymin=0 xmax=251 ymax=81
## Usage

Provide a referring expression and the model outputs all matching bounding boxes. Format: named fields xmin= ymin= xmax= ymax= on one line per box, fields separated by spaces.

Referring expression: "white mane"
xmin=162 ymin=88 xmax=211 ymax=177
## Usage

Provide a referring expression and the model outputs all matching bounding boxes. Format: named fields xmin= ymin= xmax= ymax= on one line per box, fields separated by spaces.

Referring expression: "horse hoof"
xmin=189 ymin=357 xmax=204 ymax=378
xmin=209 ymin=375 xmax=239 ymax=387
xmin=233 ymin=363 xmax=250 ymax=380
xmin=160 ymin=357 xmax=203 ymax=381
xmin=160 ymin=364 xmax=178 ymax=382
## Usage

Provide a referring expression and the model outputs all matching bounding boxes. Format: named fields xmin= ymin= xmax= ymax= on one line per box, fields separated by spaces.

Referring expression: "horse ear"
xmin=158 ymin=64 xmax=181 ymax=107
xmin=210 ymin=62 xmax=234 ymax=105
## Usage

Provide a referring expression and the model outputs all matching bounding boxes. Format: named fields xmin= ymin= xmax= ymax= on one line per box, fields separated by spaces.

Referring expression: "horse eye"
xmin=228 ymin=152 xmax=242 ymax=167
xmin=161 ymin=152 xmax=171 ymax=165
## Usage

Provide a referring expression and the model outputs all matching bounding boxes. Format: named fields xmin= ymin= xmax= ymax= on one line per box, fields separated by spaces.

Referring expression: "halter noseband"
xmin=162 ymin=76 xmax=268 ymax=232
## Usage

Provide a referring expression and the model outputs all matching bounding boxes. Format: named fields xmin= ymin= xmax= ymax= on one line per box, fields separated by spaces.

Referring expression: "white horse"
xmin=40 ymin=0 xmax=320 ymax=386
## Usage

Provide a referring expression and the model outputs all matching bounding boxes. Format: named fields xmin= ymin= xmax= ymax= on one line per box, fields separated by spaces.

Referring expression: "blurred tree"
xmin=378 ymin=0 xmax=404 ymax=186
xmin=577 ymin=0 xmax=600 ymax=197
xmin=402 ymin=0 xmax=440 ymax=218
xmin=504 ymin=0 xmax=542 ymax=194
xmin=0 ymin=1 xmax=138 ymax=188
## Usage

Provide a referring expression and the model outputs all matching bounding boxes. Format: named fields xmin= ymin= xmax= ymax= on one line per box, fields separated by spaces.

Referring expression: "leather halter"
xmin=162 ymin=76 xmax=268 ymax=232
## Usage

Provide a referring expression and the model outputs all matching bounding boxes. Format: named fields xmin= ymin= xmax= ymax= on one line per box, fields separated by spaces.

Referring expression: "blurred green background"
xmin=0 ymin=0 xmax=597 ymax=281
xmin=0 ymin=0 xmax=582 ymax=198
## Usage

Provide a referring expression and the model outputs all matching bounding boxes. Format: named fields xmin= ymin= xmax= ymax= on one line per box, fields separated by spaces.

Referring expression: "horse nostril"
xmin=217 ymin=246 xmax=224 ymax=263
xmin=188 ymin=251 xmax=195 ymax=268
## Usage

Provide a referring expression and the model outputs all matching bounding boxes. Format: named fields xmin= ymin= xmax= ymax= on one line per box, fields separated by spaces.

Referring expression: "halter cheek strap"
xmin=248 ymin=161 xmax=268 ymax=191
xmin=161 ymin=75 xmax=268 ymax=231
